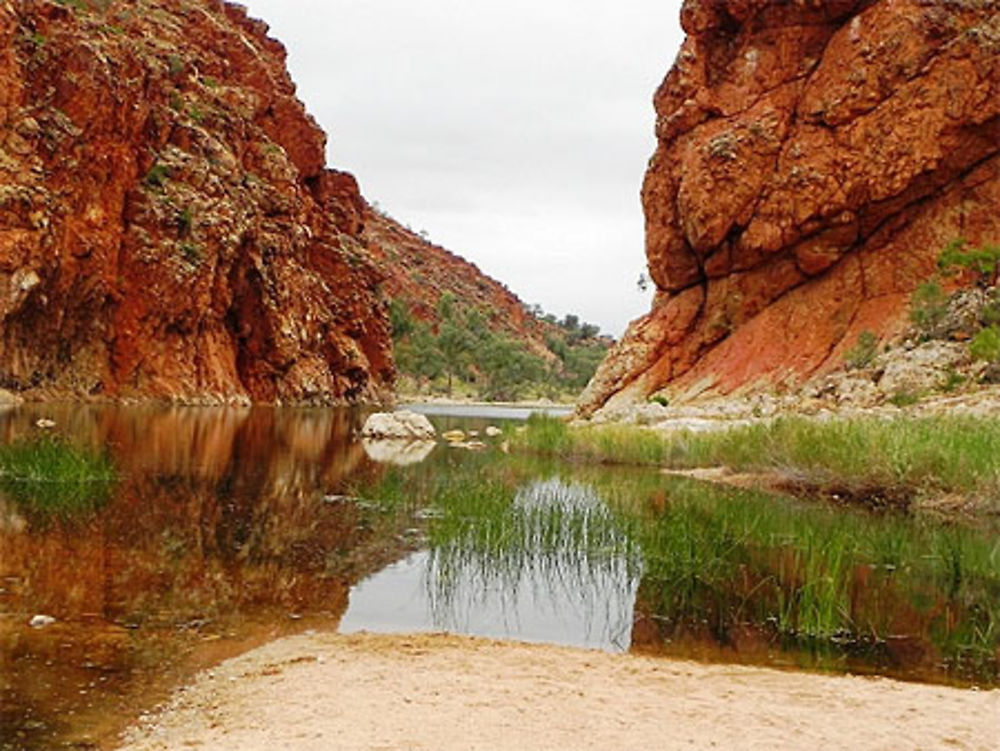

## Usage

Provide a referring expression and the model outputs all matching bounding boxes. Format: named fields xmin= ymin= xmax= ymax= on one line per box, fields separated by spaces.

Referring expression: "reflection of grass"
xmin=516 ymin=415 xmax=1000 ymax=509
xmin=0 ymin=436 xmax=116 ymax=515
xmin=352 ymin=449 xmax=1000 ymax=684
xmin=631 ymin=477 xmax=1000 ymax=683
xmin=425 ymin=476 xmax=641 ymax=648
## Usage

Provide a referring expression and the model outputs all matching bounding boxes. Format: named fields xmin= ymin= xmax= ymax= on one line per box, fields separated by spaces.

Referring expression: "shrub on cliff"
xmin=909 ymin=281 xmax=948 ymax=336
xmin=970 ymin=326 xmax=1000 ymax=364
xmin=844 ymin=331 xmax=878 ymax=370
xmin=937 ymin=238 xmax=1000 ymax=287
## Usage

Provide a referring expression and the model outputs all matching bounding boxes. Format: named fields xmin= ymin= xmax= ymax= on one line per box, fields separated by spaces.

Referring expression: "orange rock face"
xmin=0 ymin=0 xmax=393 ymax=404
xmin=581 ymin=0 xmax=1000 ymax=414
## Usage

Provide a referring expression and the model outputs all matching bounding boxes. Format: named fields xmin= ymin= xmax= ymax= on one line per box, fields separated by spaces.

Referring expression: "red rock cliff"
xmin=581 ymin=0 xmax=1000 ymax=415
xmin=0 ymin=0 xmax=393 ymax=404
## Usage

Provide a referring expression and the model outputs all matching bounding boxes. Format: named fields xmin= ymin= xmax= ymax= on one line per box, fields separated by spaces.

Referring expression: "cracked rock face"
xmin=0 ymin=0 xmax=393 ymax=404
xmin=581 ymin=0 xmax=1000 ymax=416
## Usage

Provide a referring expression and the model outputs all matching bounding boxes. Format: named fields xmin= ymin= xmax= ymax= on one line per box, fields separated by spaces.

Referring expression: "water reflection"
xmin=347 ymin=456 xmax=1000 ymax=688
xmin=361 ymin=438 xmax=437 ymax=466
xmin=1 ymin=405 xmax=998 ymax=749
xmin=624 ymin=477 xmax=1000 ymax=686
xmin=0 ymin=405 xmax=407 ymax=750
xmin=340 ymin=479 xmax=640 ymax=651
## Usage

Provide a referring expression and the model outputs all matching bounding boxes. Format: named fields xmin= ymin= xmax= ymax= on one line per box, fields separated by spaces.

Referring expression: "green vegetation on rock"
xmin=937 ymin=237 xmax=1000 ymax=286
xmin=970 ymin=326 xmax=1000 ymax=364
xmin=844 ymin=330 xmax=878 ymax=370
xmin=909 ymin=281 xmax=948 ymax=335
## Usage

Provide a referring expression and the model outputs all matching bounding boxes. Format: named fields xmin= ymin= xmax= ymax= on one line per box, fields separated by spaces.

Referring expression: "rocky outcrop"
xmin=0 ymin=0 xmax=393 ymax=404
xmin=581 ymin=0 xmax=1000 ymax=415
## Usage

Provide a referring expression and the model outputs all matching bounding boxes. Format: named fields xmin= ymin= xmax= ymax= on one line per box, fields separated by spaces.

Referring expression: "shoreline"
xmin=397 ymin=394 xmax=576 ymax=410
xmin=117 ymin=631 xmax=999 ymax=751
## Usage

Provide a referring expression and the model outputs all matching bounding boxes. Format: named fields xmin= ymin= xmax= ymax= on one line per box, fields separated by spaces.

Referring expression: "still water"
xmin=0 ymin=404 xmax=997 ymax=749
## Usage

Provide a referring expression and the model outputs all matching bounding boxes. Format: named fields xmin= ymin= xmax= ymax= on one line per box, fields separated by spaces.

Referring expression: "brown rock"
xmin=0 ymin=1 xmax=393 ymax=404
xmin=581 ymin=0 xmax=1000 ymax=415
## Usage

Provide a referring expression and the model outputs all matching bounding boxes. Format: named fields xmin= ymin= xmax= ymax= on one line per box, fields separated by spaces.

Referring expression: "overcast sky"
xmin=243 ymin=1 xmax=685 ymax=337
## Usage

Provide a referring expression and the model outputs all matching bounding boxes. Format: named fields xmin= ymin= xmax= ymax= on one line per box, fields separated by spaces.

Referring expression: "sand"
xmin=118 ymin=631 xmax=999 ymax=751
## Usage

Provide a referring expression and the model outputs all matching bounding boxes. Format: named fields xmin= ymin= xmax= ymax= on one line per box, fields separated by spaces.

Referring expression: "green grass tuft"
xmin=0 ymin=436 xmax=117 ymax=515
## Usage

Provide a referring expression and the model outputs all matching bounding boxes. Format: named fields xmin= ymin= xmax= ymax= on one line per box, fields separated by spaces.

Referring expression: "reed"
xmin=352 ymin=444 xmax=1000 ymax=683
xmin=0 ymin=435 xmax=116 ymax=514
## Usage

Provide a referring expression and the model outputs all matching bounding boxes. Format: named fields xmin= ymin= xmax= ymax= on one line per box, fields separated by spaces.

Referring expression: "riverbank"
xmin=398 ymin=394 xmax=575 ymax=409
xmin=513 ymin=411 xmax=1000 ymax=516
xmin=118 ymin=631 xmax=998 ymax=750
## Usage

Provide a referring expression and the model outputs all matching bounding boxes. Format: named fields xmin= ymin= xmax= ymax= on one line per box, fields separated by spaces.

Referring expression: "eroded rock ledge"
xmin=581 ymin=0 xmax=1000 ymax=416
xmin=0 ymin=0 xmax=393 ymax=404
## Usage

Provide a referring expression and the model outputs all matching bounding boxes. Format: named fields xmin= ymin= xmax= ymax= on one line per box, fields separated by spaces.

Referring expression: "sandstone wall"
xmin=0 ymin=0 xmax=393 ymax=404
xmin=581 ymin=0 xmax=1000 ymax=415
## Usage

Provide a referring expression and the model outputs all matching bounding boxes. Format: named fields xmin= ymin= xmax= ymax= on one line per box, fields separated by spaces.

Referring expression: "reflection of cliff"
xmin=0 ymin=407 xmax=399 ymax=620
xmin=0 ymin=407 xmax=407 ymax=748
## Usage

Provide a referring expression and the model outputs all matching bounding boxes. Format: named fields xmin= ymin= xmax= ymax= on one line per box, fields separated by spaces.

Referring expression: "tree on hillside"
xmin=435 ymin=294 xmax=474 ymax=396
xmin=478 ymin=334 xmax=545 ymax=401
xmin=388 ymin=299 xmax=415 ymax=341
xmin=395 ymin=322 xmax=445 ymax=389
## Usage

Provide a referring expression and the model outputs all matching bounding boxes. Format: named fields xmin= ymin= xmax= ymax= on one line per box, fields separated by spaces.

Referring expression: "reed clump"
xmin=632 ymin=478 xmax=1000 ymax=683
xmin=0 ymin=435 xmax=117 ymax=514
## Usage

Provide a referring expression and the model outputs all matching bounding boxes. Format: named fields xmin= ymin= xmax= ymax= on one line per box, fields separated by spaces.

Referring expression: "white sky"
xmin=243 ymin=1 xmax=685 ymax=337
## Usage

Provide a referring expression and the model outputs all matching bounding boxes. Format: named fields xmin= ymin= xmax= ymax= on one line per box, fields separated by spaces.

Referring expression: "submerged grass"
xmin=0 ymin=435 xmax=117 ymax=515
xmin=514 ymin=414 xmax=1000 ymax=509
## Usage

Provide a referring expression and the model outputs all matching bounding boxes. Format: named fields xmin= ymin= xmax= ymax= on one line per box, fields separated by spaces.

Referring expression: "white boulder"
xmin=361 ymin=411 xmax=436 ymax=441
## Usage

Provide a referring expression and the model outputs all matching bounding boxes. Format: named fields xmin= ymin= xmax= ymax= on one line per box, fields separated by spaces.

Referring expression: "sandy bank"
xmin=118 ymin=632 xmax=998 ymax=751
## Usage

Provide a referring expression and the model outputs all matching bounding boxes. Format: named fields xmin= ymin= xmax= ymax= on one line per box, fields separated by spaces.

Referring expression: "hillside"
xmin=362 ymin=208 xmax=554 ymax=359
xmin=361 ymin=208 xmax=610 ymax=401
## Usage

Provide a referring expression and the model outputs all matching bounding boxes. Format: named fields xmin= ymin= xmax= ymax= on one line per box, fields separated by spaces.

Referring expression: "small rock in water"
xmin=29 ymin=615 xmax=57 ymax=628
xmin=441 ymin=429 xmax=466 ymax=443
xmin=485 ymin=426 xmax=503 ymax=437
xmin=35 ymin=418 xmax=56 ymax=429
